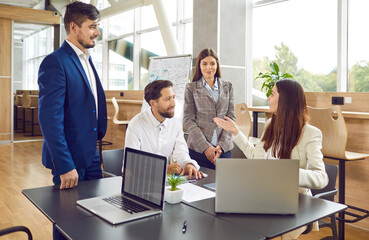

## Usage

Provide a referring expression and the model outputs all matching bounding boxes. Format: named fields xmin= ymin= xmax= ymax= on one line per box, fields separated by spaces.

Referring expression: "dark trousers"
xmin=52 ymin=149 xmax=102 ymax=240
xmin=189 ymin=148 xmax=231 ymax=170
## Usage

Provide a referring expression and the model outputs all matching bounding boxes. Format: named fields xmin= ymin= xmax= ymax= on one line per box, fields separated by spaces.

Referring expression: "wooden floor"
xmin=0 ymin=141 xmax=369 ymax=240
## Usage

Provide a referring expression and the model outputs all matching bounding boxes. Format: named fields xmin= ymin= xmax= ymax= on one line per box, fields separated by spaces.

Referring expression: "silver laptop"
xmin=215 ymin=158 xmax=299 ymax=214
xmin=77 ymin=147 xmax=167 ymax=224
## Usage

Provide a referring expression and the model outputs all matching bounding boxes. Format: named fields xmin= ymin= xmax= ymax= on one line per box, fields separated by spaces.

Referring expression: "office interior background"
xmin=1 ymin=0 xmax=369 ymax=239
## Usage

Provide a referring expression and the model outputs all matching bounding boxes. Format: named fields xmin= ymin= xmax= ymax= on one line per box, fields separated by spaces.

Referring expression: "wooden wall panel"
xmin=105 ymin=90 xmax=144 ymax=100
xmin=0 ymin=78 xmax=11 ymax=135
xmin=305 ymin=92 xmax=369 ymax=112
xmin=0 ymin=18 xmax=12 ymax=142
xmin=0 ymin=18 xmax=11 ymax=75
xmin=0 ymin=4 xmax=60 ymax=24
xmin=102 ymin=90 xmax=144 ymax=150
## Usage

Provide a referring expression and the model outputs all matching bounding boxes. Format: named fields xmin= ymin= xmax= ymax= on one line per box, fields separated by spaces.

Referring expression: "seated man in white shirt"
xmin=125 ymin=80 xmax=204 ymax=179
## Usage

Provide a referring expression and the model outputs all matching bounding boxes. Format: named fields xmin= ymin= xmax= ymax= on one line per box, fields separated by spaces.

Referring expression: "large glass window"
xmin=109 ymin=10 xmax=134 ymax=38
xmin=23 ymin=25 xmax=54 ymax=90
xmin=96 ymin=0 xmax=193 ymax=90
xmin=348 ymin=0 xmax=369 ymax=92
xmin=140 ymin=30 xmax=168 ymax=88
xmin=252 ymin=0 xmax=337 ymax=98
xmin=108 ymin=37 xmax=134 ymax=90
xmin=140 ymin=5 xmax=158 ymax=30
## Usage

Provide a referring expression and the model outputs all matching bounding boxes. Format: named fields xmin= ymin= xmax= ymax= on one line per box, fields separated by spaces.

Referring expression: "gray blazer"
xmin=183 ymin=78 xmax=235 ymax=153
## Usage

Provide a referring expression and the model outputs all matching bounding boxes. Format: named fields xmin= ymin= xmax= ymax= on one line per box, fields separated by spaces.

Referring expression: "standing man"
xmin=38 ymin=2 xmax=107 ymax=238
xmin=125 ymin=80 xmax=204 ymax=179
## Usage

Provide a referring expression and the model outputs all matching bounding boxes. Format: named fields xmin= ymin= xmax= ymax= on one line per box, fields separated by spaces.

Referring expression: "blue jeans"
xmin=52 ymin=150 xmax=102 ymax=240
xmin=189 ymin=148 xmax=231 ymax=170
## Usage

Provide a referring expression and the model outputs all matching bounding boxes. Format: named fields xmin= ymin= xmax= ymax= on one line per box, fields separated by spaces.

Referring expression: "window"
xmin=23 ymin=25 xmax=54 ymax=90
xmin=108 ymin=37 xmax=134 ymax=90
xmin=348 ymin=0 xmax=369 ymax=92
xmin=140 ymin=30 xmax=167 ymax=88
xmin=98 ymin=0 xmax=193 ymax=90
xmin=109 ymin=10 xmax=134 ymax=38
xmin=252 ymin=0 xmax=337 ymax=99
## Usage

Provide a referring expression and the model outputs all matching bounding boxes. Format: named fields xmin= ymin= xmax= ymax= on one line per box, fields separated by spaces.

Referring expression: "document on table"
xmin=170 ymin=183 xmax=215 ymax=202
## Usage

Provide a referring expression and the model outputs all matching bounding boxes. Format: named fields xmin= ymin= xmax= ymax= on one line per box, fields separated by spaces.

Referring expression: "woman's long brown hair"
xmin=262 ymin=79 xmax=308 ymax=159
xmin=192 ymin=48 xmax=221 ymax=82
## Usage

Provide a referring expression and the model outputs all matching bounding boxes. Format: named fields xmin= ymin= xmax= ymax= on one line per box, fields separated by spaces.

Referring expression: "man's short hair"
xmin=144 ymin=80 xmax=173 ymax=105
xmin=64 ymin=1 xmax=100 ymax=34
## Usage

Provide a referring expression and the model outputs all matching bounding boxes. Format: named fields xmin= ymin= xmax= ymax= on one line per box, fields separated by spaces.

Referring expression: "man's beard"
xmin=158 ymin=108 xmax=174 ymax=119
xmin=78 ymin=37 xmax=95 ymax=49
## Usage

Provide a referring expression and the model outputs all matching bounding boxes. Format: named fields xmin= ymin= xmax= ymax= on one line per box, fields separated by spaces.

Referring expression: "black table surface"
xmin=22 ymin=167 xmax=346 ymax=240
xmin=190 ymin=167 xmax=347 ymax=239
xmin=23 ymin=175 xmax=264 ymax=240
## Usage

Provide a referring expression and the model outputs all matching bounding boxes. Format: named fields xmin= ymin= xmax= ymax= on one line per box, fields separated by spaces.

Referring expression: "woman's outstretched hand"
xmin=213 ymin=116 xmax=240 ymax=136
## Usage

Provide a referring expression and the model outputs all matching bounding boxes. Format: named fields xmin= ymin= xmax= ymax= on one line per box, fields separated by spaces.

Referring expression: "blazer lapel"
xmin=196 ymin=79 xmax=215 ymax=101
xmin=63 ymin=41 xmax=94 ymax=94
xmin=216 ymin=78 xmax=226 ymax=111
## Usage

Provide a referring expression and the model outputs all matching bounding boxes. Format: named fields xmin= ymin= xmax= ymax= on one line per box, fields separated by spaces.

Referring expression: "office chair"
xmin=102 ymin=148 xmax=124 ymax=177
xmin=0 ymin=226 xmax=33 ymax=240
xmin=302 ymin=163 xmax=338 ymax=240
xmin=307 ymin=106 xmax=369 ymax=233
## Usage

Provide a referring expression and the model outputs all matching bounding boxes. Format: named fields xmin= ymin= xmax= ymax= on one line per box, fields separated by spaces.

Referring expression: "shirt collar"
xmin=147 ymin=108 xmax=168 ymax=128
xmin=202 ymin=77 xmax=219 ymax=90
xmin=66 ymin=39 xmax=90 ymax=59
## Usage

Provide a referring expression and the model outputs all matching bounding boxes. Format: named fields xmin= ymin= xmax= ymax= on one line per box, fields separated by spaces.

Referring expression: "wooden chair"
xmin=307 ymin=106 xmax=369 ymax=238
xmin=14 ymin=93 xmax=21 ymax=130
xmin=112 ymin=97 xmax=130 ymax=125
xmin=232 ymin=103 xmax=259 ymax=158
xmin=22 ymin=93 xmax=40 ymax=136
xmin=235 ymin=103 xmax=259 ymax=144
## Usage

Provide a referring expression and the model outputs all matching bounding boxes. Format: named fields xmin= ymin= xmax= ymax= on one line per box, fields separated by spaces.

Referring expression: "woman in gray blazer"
xmin=214 ymin=79 xmax=328 ymax=239
xmin=184 ymin=48 xmax=235 ymax=169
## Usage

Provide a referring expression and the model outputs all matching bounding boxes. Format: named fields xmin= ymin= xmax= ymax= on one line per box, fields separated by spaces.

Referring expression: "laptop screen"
xmin=122 ymin=148 xmax=167 ymax=207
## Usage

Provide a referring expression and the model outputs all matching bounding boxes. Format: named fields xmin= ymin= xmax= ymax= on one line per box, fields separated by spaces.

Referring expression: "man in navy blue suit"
xmin=38 ymin=1 xmax=107 ymax=239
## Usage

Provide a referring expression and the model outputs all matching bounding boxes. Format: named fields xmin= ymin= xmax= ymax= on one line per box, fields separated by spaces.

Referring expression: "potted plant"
xmin=165 ymin=174 xmax=187 ymax=204
xmin=255 ymin=62 xmax=294 ymax=97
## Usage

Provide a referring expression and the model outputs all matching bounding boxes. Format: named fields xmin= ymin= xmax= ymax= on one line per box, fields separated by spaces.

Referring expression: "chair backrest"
xmin=111 ymin=97 xmax=120 ymax=124
xmin=311 ymin=163 xmax=338 ymax=201
xmin=14 ymin=93 xmax=19 ymax=106
xmin=102 ymin=148 xmax=124 ymax=176
xmin=22 ymin=92 xmax=31 ymax=108
xmin=235 ymin=103 xmax=252 ymax=138
xmin=307 ymin=106 xmax=347 ymax=159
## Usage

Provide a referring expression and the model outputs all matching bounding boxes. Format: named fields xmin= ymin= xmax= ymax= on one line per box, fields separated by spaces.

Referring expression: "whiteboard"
xmin=141 ymin=54 xmax=192 ymax=121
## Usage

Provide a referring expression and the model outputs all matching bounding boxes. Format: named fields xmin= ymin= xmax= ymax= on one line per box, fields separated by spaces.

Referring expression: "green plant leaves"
xmin=255 ymin=61 xmax=294 ymax=97
xmin=167 ymin=174 xmax=187 ymax=191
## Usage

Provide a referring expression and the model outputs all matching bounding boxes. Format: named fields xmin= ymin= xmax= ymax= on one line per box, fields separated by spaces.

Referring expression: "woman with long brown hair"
xmin=184 ymin=48 xmax=235 ymax=170
xmin=213 ymin=79 xmax=328 ymax=239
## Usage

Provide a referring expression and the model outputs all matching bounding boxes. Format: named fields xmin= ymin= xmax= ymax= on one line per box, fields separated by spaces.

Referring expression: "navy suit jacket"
xmin=38 ymin=41 xmax=107 ymax=176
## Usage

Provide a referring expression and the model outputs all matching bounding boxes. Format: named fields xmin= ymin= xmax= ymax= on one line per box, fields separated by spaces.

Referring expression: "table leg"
xmin=338 ymin=160 xmax=345 ymax=240
xmin=252 ymin=112 xmax=258 ymax=138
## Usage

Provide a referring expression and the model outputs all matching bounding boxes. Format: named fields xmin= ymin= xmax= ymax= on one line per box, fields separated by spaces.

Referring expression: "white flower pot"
xmin=165 ymin=188 xmax=184 ymax=204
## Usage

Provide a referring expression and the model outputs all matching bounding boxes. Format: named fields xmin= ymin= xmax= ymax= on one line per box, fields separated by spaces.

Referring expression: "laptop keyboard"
xmin=103 ymin=196 xmax=149 ymax=214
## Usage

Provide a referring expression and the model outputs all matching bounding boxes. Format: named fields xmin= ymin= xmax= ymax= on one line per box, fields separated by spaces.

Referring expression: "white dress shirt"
xmin=125 ymin=108 xmax=200 ymax=170
xmin=66 ymin=39 xmax=98 ymax=118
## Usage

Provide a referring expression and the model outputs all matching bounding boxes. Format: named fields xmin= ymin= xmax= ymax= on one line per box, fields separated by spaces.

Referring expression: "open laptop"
xmin=77 ymin=147 xmax=167 ymax=224
xmin=215 ymin=158 xmax=299 ymax=214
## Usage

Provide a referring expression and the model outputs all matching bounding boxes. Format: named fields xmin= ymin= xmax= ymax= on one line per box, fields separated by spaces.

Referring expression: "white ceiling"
xmin=0 ymin=0 xmax=45 ymax=9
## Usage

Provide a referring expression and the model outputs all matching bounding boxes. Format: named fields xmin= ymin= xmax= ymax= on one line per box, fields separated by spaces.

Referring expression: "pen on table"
xmin=182 ymin=220 xmax=187 ymax=233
